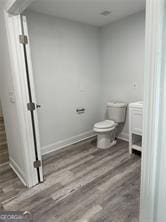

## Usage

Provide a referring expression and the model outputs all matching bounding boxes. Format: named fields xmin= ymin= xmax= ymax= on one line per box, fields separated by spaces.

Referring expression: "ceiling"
xmin=29 ymin=0 xmax=146 ymax=27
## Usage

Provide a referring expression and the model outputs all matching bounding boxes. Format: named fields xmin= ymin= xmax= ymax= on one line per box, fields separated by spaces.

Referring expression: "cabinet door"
xmin=130 ymin=108 xmax=143 ymax=135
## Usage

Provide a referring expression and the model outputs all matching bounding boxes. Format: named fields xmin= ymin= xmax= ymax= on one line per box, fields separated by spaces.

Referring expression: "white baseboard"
xmin=42 ymin=130 xmax=96 ymax=156
xmin=118 ymin=132 xmax=129 ymax=142
xmin=9 ymin=157 xmax=26 ymax=186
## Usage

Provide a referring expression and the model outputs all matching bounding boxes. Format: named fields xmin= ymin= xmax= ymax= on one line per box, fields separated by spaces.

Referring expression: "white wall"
xmin=26 ymin=11 xmax=101 ymax=153
xmin=25 ymin=10 xmax=145 ymax=153
xmin=101 ymin=11 xmax=145 ymax=140
xmin=0 ymin=1 xmax=5 ymax=115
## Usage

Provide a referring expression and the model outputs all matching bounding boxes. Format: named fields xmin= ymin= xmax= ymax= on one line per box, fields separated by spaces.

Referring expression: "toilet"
xmin=93 ymin=102 xmax=127 ymax=149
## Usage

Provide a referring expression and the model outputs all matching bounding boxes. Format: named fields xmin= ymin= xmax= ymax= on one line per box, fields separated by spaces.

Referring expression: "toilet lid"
xmin=94 ymin=120 xmax=115 ymax=129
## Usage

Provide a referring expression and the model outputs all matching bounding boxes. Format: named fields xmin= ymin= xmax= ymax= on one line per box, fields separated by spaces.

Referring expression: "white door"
xmin=5 ymin=13 xmax=43 ymax=187
xmin=20 ymin=15 xmax=43 ymax=183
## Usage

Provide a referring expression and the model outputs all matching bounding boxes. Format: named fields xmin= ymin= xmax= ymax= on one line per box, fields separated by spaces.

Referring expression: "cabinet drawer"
xmin=130 ymin=109 xmax=143 ymax=135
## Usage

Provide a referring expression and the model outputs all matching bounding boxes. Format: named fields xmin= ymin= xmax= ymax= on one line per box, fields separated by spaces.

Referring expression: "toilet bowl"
xmin=93 ymin=120 xmax=117 ymax=149
xmin=93 ymin=102 xmax=127 ymax=149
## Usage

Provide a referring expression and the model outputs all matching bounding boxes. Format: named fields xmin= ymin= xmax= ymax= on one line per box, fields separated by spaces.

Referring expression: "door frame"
xmin=4 ymin=0 xmax=43 ymax=187
xmin=4 ymin=0 xmax=166 ymax=220
xmin=140 ymin=0 xmax=165 ymax=221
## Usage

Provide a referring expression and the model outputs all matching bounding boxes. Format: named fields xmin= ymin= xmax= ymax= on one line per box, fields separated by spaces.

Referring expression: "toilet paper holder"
xmin=76 ymin=108 xmax=85 ymax=114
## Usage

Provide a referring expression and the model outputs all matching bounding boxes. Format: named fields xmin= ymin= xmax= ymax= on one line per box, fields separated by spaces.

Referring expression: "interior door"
xmin=5 ymin=12 xmax=43 ymax=187
xmin=20 ymin=15 xmax=43 ymax=183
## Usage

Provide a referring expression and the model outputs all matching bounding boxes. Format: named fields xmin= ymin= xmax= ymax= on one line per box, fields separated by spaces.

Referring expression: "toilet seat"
xmin=94 ymin=120 xmax=116 ymax=133
xmin=94 ymin=120 xmax=115 ymax=129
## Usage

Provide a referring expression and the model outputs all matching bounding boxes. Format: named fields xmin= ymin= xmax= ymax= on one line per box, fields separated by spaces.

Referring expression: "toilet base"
xmin=97 ymin=133 xmax=117 ymax=149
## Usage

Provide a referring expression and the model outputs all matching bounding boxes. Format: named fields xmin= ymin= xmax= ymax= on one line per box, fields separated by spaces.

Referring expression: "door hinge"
xmin=27 ymin=102 xmax=36 ymax=111
xmin=19 ymin=34 xmax=28 ymax=45
xmin=33 ymin=160 xmax=41 ymax=169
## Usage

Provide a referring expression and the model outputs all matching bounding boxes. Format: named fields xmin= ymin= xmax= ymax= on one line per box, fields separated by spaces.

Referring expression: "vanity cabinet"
xmin=129 ymin=102 xmax=143 ymax=154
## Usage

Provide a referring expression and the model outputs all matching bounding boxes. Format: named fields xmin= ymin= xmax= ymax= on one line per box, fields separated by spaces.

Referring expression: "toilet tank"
xmin=107 ymin=102 xmax=127 ymax=123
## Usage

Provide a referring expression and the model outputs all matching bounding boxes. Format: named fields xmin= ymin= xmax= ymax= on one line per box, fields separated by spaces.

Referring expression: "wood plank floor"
xmin=0 ymin=139 xmax=141 ymax=222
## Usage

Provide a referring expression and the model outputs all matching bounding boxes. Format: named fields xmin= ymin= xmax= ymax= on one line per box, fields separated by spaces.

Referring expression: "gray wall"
xmin=26 ymin=10 xmax=145 ymax=151
xmin=101 ymin=11 xmax=145 ymax=139
xmin=26 ymin=11 xmax=101 ymax=151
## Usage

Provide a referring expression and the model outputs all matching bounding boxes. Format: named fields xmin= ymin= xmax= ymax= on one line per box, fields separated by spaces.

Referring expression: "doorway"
xmin=19 ymin=2 xmax=143 ymax=221
xmin=2 ymin=0 xmax=166 ymax=221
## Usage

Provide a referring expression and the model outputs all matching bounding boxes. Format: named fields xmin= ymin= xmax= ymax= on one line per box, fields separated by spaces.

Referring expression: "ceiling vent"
xmin=100 ymin=10 xmax=112 ymax=16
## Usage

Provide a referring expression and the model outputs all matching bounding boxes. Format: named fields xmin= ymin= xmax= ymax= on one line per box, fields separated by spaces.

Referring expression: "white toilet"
xmin=93 ymin=102 xmax=127 ymax=149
